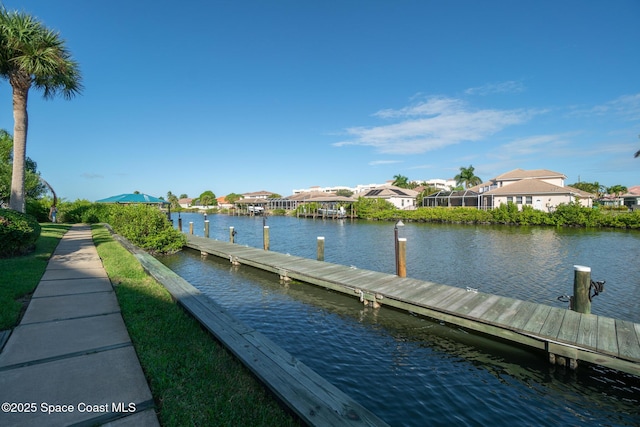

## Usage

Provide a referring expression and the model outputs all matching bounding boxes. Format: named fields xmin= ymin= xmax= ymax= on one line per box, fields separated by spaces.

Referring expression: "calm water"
xmin=163 ymin=213 xmax=640 ymax=426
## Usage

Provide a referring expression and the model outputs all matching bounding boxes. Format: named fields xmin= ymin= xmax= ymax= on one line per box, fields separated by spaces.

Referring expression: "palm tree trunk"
xmin=9 ymin=84 xmax=29 ymax=213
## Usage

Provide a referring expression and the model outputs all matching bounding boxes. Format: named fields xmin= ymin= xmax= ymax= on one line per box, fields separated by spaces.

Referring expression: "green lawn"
xmin=91 ymin=225 xmax=299 ymax=426
xmin=0 ymin=223 xmax=70 ymax=329
xmin=1 ymin=224 xmax=299 ymax=426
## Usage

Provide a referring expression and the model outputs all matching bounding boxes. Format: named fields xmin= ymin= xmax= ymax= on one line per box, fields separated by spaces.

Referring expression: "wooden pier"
xmin=112 ymin=231 xmax=389 ymax=427
xmin=185 ymin=235 xmax=640 ymax=378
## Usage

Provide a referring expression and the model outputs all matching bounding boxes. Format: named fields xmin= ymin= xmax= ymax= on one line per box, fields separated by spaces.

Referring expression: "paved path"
xmin=0 ymin=225 xmax=159 ymax=426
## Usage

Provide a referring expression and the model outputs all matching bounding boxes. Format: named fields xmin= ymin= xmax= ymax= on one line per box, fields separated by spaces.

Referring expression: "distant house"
xmin=242 ymin=190 xmax=274 ymax=199
xmin=178 ymin=198 xmax=193 ymax=208
xmin=216 ymin=196 xmax=234 ymax=210
xmin=424 ymin=169 xmax=594 ymax=211
xmin=361 ymin=185 xmax=419 ymax=210
xmin=622 ymin=186 xmax=640 ymax=210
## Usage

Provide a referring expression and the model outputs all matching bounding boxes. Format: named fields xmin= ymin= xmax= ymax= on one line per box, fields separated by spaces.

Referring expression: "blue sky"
xmin=1 ymin=0 xmax=639 ymax=201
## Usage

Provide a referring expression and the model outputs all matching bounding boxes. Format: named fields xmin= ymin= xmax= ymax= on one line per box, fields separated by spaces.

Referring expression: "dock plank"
xmin=556 ymin=310 xmax=581 ymax=343
xmin=538 ymin=307 xmax=565 ymax=340
xmin=508 ymin=301 xmax=540 ymax=331
xmin=576 ymin=314 xmax=598 ymax=350
xmin=616 ymin=320 xmax=640 ymax=361
xmin=522 ymin=304 xmax=552 ymax=335
xmin=596 ymin=316 xmax=618 ymax=356
xmin=465 ymin=294 xmax=502 ymax=319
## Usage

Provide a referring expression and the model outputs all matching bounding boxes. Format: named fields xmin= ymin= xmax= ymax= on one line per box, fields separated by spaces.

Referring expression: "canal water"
xmin=163 ymin=213 xmax=640 ymax=426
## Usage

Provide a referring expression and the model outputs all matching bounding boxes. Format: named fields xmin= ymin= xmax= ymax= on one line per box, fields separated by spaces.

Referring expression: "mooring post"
xmin=397 ymin=238 xmax=407 ymax=277
xmin=189 ymin=221 xmax=194 ymax=235
xmin=317 ymin=236 xmax=325 ymax=261
xmin=263 ymin=225 xmax=270 ymax=250
xmin=178 ymin=216 xmax=182 ymax=232
xmin=229 ymin=226 xmax=235 ymax=244
xmin=204 ymin=220 xmax=210 ymax=238
xmin=573 ymin=265 xmax=591 ymax=314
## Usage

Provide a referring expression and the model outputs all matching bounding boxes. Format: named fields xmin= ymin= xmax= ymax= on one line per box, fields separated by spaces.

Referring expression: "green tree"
xmin=392 ymin=174 xmax=410 ymax=188
xmin=224 ymin=193 xmax=242 ymax=204
xmin=416 ymin=186 xmax=439 ymax=207
xmin=454 ymin=165 xmax=482 ymax=189
xmin=335 ymin=189 xmax=354 ymax=197
xmin=606 ymin=185 xmax=628 ymax=198
xmin=166 ymin=191 xmax=179 ymax=209
xmin=0 ymin=8 xmax=82 ymax=212
xmin=197 ymin=190 xmax=216 ymax=207
xmin=0 ymin=129 xmax=44 ymax=205
xmin=569 ymin=181 xmax=604 ymax=198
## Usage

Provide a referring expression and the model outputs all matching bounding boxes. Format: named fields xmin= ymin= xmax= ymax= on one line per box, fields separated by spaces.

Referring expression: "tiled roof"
xmin=362 ymin=186 xmax=419 ymax=198
xmin=483 ymin=179 xmax=591 ymax=196
xmin=494 ymin=168 xmax=566 ymax=181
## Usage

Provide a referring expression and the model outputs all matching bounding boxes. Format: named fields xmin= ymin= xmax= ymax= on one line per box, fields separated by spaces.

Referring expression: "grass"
xmin=0 ymin=223 xmax=70 ymax=329
xmin=91 ymin=225 xmax=300 ymax=426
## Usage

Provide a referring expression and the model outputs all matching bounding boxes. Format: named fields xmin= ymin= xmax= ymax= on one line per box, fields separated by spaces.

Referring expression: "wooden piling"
xmin=317 ymin=236 xmax=325 ymax=261
xmin=397 ymin=238 xmax=407 ymax=278
xmin=204 ymin=220 xmax=210 ymax=238
xmin=263 ymin=226 xmax=270 ymax=251
xmin=178 ymin=217 xmax=182 ymax=232
xmin=189 ymin=221 xmax=194 ymax=235
xmin=573 ymin=265 xmax=591 ymax=314
xmin=229 ymin=226 xmax=235 ymax=244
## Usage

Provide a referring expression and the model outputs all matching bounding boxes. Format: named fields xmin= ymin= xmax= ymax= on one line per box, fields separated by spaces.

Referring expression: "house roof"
xmin=243 ymin=190 xmax=274 ymax=197
xmin=622 ymin=185 xmax=640 ymax=197
xmin=285 ymin=191 xmax=354 ymax=202
xmin=483 ymin=179 xmax=592 ymax=197
xmin=495 ymin=168 xmax=567 ymax=181
xmin=361 ymin=186 xmax=419 ymax=198
xmin=95 ymin=193 xmax=166 ymax=204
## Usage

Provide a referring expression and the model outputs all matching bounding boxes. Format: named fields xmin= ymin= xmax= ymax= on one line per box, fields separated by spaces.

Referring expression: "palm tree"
xmin=392 ymin=174 xmax=410 ymax=188
xmin=454 ymin=165 xmax=482 ymax=189
xmin=0 ymin=9 xmax=82 ymax=212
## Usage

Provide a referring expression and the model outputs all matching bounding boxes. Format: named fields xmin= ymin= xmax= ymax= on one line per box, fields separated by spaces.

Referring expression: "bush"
xmin=0 ymin=208 xmax=42 ymax=258
xmin=102 ymin=204 xmax=186 ymax=254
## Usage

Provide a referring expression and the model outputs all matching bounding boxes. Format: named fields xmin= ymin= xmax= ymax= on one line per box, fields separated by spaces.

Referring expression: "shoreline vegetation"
xmin=177 ymin=202 xmax=640 ymax=229
xmin=32 ymin=198 xmax=640 ymax=230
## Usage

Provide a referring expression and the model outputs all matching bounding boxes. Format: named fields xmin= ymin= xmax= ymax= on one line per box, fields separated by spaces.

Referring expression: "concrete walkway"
xmin=0 ymin=225 xmax=159 ymax=427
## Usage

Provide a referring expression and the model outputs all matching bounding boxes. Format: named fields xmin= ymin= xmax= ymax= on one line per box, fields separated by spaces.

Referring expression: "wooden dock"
xmin=185 ymin=235 xmax=640 ymax=378
xmin=112 ymin=232 xmax=389 ymax=427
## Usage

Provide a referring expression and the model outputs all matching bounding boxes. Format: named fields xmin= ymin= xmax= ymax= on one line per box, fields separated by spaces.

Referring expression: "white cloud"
xmin=334 ymin=96 xmax=536 ymax=155
xmin=568 ymin=93 xmax=640 ymax=121
xmin=498 ymin=133 xmax=577 ymax=158
xmin=464 ymin=81 xmax=525 ymax=96
xmin=81 ymin=173 xmax=104 ymax=179
xmin=368 ymin=160 xmax=402 ymax=166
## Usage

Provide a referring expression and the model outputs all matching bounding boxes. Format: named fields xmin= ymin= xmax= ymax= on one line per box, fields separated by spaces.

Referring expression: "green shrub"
xmin=104 ymin=204 xmax=185 ymax=254
xmin=0 ymin=208 xmax=42 ymax=258
xmin=26 ymin=198 xmax=51 ymax=222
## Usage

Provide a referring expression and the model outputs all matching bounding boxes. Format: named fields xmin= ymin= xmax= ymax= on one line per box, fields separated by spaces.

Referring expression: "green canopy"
xmin=95 ymin=193 xmax=167 ymax=204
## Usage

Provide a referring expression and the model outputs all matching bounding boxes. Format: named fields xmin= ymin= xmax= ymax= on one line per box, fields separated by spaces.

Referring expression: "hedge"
xmin=0 ymin=208 xmax=42 ymax=258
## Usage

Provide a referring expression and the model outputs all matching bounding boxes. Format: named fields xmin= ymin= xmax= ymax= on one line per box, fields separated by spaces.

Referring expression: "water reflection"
xmin=161 ymin=248 xmax=640 ymax=426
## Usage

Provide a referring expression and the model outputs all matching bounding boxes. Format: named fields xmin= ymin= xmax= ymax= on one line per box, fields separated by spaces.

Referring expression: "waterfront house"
xmin=360 ymin=185 xmax=419 ymax=210
xmin=178 ymin=198 xmax=193 ymax=208
xmin=622 ymin=186 xmax=640 ymax=210
xmin=424 ymin=169 xmax=594 ymax=211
